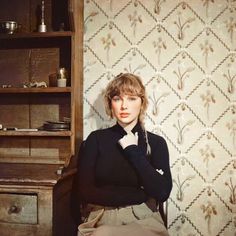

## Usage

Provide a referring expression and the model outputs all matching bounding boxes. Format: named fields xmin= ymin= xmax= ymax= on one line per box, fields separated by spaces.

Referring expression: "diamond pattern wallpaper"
xmin=82 ymin=0 xmax=236 ymax=235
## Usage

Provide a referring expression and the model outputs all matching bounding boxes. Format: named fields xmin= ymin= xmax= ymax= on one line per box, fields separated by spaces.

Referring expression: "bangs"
xmin=108 ymin=77 xmax=142 ymax=99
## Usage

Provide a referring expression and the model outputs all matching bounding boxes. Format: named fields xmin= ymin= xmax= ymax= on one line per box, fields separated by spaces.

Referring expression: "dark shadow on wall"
xmin=85 ymin=90 xmax=114 ymax=132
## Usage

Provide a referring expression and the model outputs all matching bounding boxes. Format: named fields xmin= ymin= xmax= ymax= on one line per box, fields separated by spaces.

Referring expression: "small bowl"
xmin=0 ymin=21 xmax=18 ymax=34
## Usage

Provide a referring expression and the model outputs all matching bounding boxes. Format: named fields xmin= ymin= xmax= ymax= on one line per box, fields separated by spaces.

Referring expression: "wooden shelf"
xmin=0 ymin=130 xmax=72 ymax=137
xmin=0 ymin=162 xmax=64 ymax=184
xmin=0 ymin=155 xmax=68 ymax=165
xmin=0 ymin=87 xmax=71 ymax=93
xmin=0 ymin=31 xmax=74 ymax=39
xmin=0 ymin=0 xmax=82 ymax=235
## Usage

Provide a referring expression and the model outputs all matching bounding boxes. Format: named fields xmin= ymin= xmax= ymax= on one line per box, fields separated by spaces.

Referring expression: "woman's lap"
xmin=78 ymin=203 xmax=169 ymax=236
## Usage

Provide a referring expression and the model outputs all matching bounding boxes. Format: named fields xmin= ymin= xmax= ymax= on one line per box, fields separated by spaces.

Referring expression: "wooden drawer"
xmin=0 ymin=193 xmax=37 ymax=224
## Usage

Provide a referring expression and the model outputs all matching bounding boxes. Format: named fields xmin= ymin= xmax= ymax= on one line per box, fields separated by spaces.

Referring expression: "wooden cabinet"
xmin=0 ymin=0 xmax=83 ymax=235
xmin=0 ymin=163 xmax=79 ymax=236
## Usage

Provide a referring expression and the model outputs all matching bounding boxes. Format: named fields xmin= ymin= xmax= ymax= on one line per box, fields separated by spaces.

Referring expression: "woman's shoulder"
xmin=86 ymin=126 xmax=114 ymax=139
xmin=84 ymin=127 xmax=117 ymax=148
xmin=146 ymin=130 xmax=167 ymax=144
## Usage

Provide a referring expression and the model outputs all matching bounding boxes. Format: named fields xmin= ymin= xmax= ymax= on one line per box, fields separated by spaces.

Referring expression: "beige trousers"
xmin=78 ymin=203 xmax=169 ymax=236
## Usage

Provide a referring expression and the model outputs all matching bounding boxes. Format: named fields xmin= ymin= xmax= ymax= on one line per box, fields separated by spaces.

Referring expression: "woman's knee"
xmin=92 ymin=225 xmax=113 ymax=236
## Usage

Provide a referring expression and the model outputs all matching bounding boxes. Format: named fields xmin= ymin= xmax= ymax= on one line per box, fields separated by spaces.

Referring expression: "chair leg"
xmin=158 ymin=201 xmax=167 ymax=228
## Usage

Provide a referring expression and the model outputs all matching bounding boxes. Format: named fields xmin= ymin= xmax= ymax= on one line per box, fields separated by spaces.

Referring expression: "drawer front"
xmin=0 ymin=193 xmax=37 ymax=224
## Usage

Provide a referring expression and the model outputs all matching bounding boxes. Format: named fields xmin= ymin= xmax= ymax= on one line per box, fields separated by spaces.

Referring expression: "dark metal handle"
xmin=8 ymin=205 xmax=21 ymax=214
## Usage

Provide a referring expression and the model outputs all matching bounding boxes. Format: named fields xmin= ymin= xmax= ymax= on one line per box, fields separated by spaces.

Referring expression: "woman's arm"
xmin=77 ymin=132 xmax=147 ymax=206
xmin=123 ymin=135 xmax=172 ymax=202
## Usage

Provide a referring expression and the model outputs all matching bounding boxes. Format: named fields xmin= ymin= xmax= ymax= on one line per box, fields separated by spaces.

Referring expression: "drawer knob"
xmin=8 ymin=205 xmax=21 ymax=214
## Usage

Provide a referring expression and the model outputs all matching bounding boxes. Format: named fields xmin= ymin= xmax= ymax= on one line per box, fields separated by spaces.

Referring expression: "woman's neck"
xmin=118 ymin=119 xmax=138 ymax=132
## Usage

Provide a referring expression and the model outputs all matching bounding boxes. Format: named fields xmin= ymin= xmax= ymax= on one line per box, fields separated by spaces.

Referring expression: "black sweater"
xmin=77 ymin=123 xmax=172 ymax=207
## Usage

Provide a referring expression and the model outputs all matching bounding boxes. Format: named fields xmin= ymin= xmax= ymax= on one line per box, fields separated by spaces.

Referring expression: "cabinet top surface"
xmin=0 ymin=163 xmax=75 ymax=185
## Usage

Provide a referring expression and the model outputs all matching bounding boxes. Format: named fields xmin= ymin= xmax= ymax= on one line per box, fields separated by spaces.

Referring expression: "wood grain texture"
xmin=0 ymin=0 xmax=83 ymax=235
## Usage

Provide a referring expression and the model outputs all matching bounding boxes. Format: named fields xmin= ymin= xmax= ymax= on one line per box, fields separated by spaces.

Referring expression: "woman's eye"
xmin=128 ymin=96 xmax=137 ymax=101
xmin=112 ymin=96 xmax=120 ymax=101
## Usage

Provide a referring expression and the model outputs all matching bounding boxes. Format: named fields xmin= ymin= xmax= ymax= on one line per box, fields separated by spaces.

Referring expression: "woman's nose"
xmin=121 ymin=99 xmax=127 ymax=109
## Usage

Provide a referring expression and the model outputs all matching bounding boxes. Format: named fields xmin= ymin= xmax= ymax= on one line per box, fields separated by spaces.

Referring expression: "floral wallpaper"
xmin=82 ymin=0 xmax=236 ymax=235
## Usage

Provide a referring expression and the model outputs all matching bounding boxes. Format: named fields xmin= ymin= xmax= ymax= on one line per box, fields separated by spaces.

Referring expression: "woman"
xmin=77 ymin=73 xmax=172 ymax=236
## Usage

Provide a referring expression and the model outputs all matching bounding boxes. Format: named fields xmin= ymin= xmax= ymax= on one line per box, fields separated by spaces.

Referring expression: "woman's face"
xmin=111 ymin=94 xmax=142 ymax=129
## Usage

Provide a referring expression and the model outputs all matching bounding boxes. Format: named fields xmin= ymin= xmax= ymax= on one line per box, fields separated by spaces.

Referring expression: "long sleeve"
xmin=123 ymin=135 xmax=172 ymax=202
xmin=77 ymin=131 xmax=147 ymax=206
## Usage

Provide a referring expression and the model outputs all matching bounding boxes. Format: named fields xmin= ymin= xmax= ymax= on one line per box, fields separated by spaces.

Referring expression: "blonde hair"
xmin=104 ymin=73 xmax=151 ymax=155
xmin=104 ymin=73 xmax=148 ymax=123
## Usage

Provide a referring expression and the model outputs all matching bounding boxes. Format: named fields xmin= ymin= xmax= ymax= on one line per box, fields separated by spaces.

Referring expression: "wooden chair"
xmin=159 ymin=201 xmax=168 ymax=228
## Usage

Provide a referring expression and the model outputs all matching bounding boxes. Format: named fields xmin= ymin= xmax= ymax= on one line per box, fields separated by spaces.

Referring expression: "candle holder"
xmin=38 ymin=0 xmax=47 ymax=32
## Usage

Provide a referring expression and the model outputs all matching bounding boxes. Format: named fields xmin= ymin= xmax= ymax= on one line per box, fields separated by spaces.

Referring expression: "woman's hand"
xmin=118 ymin=131 xmax=138 ymax=149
